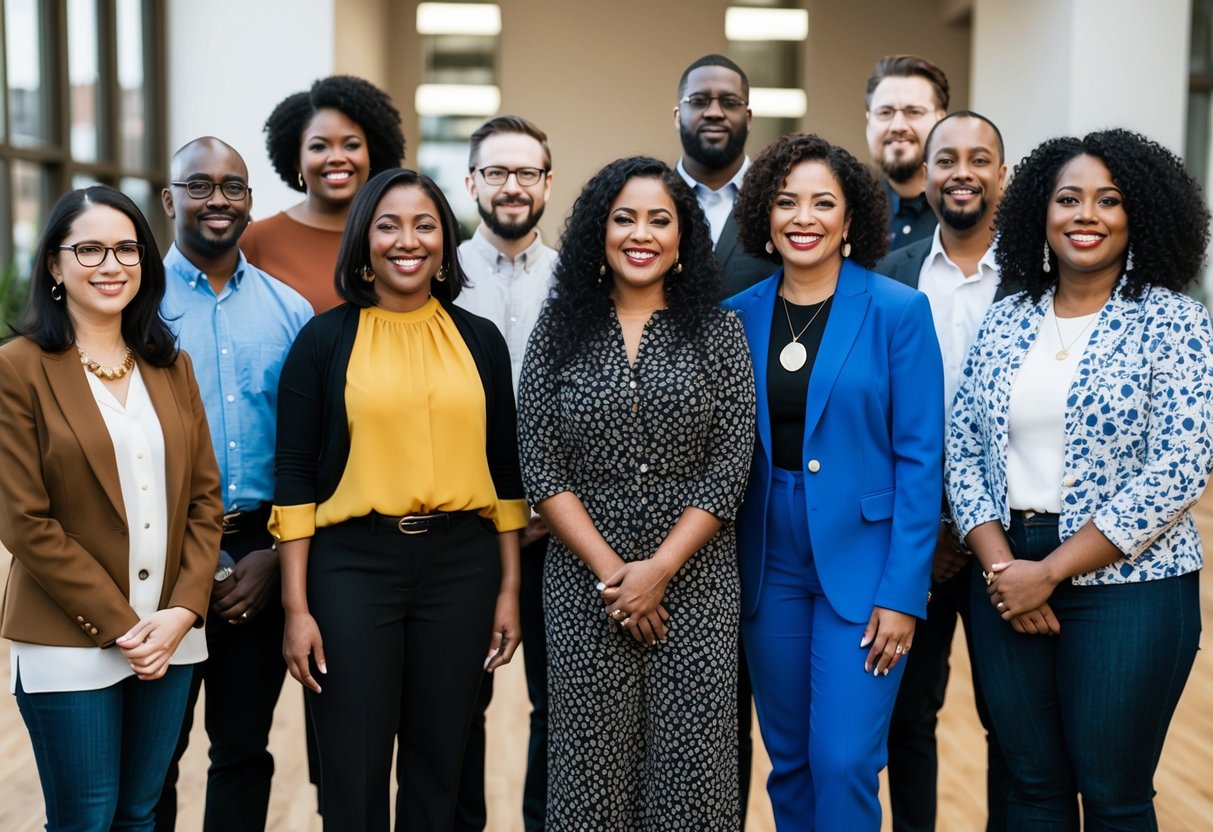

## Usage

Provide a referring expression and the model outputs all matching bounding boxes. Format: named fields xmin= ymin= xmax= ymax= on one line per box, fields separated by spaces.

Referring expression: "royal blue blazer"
xmin=724 ymin=260 xmax=945 ymax=623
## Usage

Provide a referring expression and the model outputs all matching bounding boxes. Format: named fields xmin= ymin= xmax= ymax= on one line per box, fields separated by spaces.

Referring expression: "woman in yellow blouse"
xmin=271 ymin=168 xmax=527 ymax=830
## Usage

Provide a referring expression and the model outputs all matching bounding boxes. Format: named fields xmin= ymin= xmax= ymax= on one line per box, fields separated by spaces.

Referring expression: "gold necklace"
xmin=77 ymin=345 xmax=135 ymax=380
xmin=1052 ymin=302 xmax=1098 ymax=361
xmin=779 ymin=294 xmax=830 ymax=372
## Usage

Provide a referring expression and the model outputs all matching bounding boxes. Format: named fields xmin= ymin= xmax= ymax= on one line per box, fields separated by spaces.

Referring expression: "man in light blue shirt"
xmin=154 ymin=137 xmax=312 ymax=832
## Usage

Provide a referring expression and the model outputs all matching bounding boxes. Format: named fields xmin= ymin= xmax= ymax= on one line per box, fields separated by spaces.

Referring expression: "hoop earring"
xmin=358 ymin=265 xmax=375 ymax=283
xmin=1042 ymin=241 xmax=1052 ymax=273
xmin=671 ymin=260 xmax=682 ymax=275
xmin=50 ymin=283 xmax=64 ymax=302
xmin=841 ymin=239 xmax=852 ymax=258
xmin=435 ymin=265 xmax=448 ymax=283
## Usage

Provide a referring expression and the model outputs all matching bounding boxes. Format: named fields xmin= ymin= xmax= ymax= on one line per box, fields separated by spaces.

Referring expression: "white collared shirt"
xmin=677 ymin=157 xmax=750 ymax=247
xmin=917 ymin=227 xmax=1001 ymax=410
xmin=10 ymin=366 xmax=207 ymax=693
xmin=456 ymin=228 xmax=558 ymax=393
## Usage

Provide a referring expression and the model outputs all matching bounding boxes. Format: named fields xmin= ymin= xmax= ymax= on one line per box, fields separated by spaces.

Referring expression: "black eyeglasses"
xmin=170 ymin=180 xmax=251 ymax=200
xmin=474 ymin=166 xmax=547 ymax=187
xmin=58 ymin=242 xmax=146 ymax=267
xmin=680 ymin=94 xmax=748 ymax=112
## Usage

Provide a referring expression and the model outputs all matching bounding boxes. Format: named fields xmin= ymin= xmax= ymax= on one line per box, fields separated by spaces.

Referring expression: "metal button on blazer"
xmin=138 ymin=569 xmax=150 ymax=580
xmin=807 ymin=459 xmax=821 ymax=473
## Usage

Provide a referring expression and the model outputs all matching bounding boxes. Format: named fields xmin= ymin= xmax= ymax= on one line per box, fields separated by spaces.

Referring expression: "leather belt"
xmin=367 ymin=511 xmax=472 ymax=535
xmin=221 ymin=503 xmax=272 ymax=538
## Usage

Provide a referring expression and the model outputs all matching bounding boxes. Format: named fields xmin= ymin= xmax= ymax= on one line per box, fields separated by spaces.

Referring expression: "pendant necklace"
xmin=1052 ymin=301 xmax=1098 ymax=361
xmin=77 ymin=345 xmax=135 ymax=380
xmin=779 ymin=294 xmax=829 ymax=372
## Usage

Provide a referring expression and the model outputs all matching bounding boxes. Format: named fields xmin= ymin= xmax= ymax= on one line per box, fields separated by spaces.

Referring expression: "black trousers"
xmin=154 ymin=526 xmax=287 ymax=832
xmin=887 ymin=559 xmax=1009 ymax=832
xmin=455 ymin=533 xmax=549 ymax=832
xmin=308 ymin=513 xmax=501 ymax=831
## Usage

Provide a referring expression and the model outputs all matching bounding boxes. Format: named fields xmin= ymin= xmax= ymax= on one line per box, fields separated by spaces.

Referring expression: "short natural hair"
xmin=924 ymin=110 xmax=1005 ymax=164
xmin=678 ymin=54 xmax=750 ymax=99
xmin=468 ymin=115 xmax=551 ymax=170
xmin=865 ymin=54 xmax=949 ymax=111
xmin=334 ymin=168 xmax=467 ymax=307
xmin=995 ymin=128 xmax=1210 ymax=301
xmin=264 ymin=75 xmax=405 ymax=192
xmin=735 ymin=133 xmax=889 ymax=269
xmin=13 ymin=186 xmax=177 ymax=364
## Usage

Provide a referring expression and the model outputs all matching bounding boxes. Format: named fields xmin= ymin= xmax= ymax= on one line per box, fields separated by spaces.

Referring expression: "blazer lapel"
xmin=42 ymin=350 xmax=126 ymax=522
xmin=803 ymin=260 xmax=872 ymax=440
xmin=737 ymin=273 xmax=780 ymax=463
xmin=140 ymin=357 xmax=188 ymax=519
xmin=715 ymin=211 xmax=741 ymax=268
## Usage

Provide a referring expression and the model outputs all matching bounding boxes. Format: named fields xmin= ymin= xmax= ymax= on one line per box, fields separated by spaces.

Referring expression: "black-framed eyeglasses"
xmin=680 ymin=94 xmax=748 ymax=112
xmin=870 ymin=105 xmax=932 ymax=122
xmin=58 ymin=242 xmax=146 ymax=267
xmin=474 ymin=166 xmax=547 ymax=187
xmin=170 ymin=180 xmax=251 ymax=200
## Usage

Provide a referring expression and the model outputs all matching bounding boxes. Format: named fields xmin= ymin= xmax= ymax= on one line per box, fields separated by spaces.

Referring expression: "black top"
xmin=767 ymin=292 xmax=833 ymax=470
xmin=883 ymin=180 xmax=937 ymax=252
xmin=273 ymin=301 xmax=524 ymax=511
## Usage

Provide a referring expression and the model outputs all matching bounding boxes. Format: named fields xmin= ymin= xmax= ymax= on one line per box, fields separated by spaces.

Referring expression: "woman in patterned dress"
xmin=518 ymin=156 xmax=755 ymax=830
xmin=947 ymin=129 xmax=1213 ymax=830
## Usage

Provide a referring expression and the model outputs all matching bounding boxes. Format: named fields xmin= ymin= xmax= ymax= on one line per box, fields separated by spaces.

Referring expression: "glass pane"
xmin=1192 ymin=0 xmax=1213 ymax=75
xmin=6 ymin=0 xmax=48 ymax=147
xmin=68 ymin=0 xmax=101 ymax=162
xmin=116 ymin=0 xmax=149 ymax=169
xmin=71 ymin=173 xmax=100 ymax=191
xmin=119 ymin=177 xmax=153 ymax=225
xmin=12 ymin=160 xmax=49 ymax=280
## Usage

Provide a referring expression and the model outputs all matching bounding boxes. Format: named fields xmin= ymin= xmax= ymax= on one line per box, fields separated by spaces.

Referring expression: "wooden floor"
xmin=4 ymin=494 xmax=1213 ymax=830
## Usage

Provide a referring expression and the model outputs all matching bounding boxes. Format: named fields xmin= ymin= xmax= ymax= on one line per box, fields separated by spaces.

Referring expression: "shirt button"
xmin=76 ymin=616 xmax=85 ymax=623
xmin=902 ymin=224 xmax=912 ymax=235
xmin=137 ymin=452 xmax=144 ymax=459
xmin=510 ymin=316 xmax=517 ymax=323
xmin=640 ymin=463 xmax=649 ymax=473
xmin=229 ymin=484 xmax=237 ymax=491
xmin=807 ymin=459 xmax=821 ymax=473
xmin=220 ymin=348 xmax=228 ymax=355
xmin=188 ymin=281 xmax=196 ymax=288
xmin=141 ymin=484 xmax=149 ymax=491
xmin=90 ymin=627 xmax=98 ymax=635
xmin=226 ymin=395 xmax=235 ymax=402
xmin=229 ymin=441 xmax=237 ymax=448
xmin=143 ymin=522 xmax=150 ymax=529
xmin=138 ymin=569 xmax=150 ymax=580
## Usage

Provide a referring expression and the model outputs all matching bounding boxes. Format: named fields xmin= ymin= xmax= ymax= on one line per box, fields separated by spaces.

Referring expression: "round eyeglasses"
xmin=680 ymin=94 xmax=748 ymax=112
xmin=58 ymin=243 xmax=146 ymax=267
xmin=475 ymin=166 xmax=547 ymax=187
xmin=170 ymin=180 xmax=251 ymax=200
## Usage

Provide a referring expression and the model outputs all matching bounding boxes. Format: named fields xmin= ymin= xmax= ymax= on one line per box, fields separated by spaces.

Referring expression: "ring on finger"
xmin=611 ymin=608 xmax=624 ymax=620
xmin=621 ymin=617 xmax=632 ymax=627
xmin=895 ymin=644 xmax=904 ymax=655
xmin=997 ymin=601 xmax=1006 ymax=611
xmin=983 ymin=570 xmax=995 ymax=586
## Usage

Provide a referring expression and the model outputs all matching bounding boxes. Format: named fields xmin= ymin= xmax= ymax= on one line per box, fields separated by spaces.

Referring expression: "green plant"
xmin=0 ymin=261 xmax=31 ymax=334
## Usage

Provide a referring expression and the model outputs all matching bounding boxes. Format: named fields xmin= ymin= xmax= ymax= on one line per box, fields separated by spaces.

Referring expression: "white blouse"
xmin=1006 ymin=306 xmax=1099 ymax=513
xmin=10 ymin=365 xmax=207 ymax=694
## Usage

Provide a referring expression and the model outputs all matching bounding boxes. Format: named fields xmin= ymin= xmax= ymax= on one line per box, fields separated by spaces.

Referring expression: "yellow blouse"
xmin=271 ymin=299 xmax=529 ymax=539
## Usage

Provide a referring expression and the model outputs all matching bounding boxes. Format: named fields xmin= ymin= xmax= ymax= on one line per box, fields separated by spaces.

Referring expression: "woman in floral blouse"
xmin=518 ymin=156 xmax=755 ymax=830
xmin=947 ymin=128 xmax=1213 ymax=830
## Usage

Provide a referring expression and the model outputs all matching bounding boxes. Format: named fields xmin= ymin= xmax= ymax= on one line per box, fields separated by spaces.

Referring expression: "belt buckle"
xmin=222 ymin=510 xmax=243 ymax=535
xmin=1022 ymin=510 xmax=1038 ymax=521
xmin=397 ymin=515 xmax=430 ymax=535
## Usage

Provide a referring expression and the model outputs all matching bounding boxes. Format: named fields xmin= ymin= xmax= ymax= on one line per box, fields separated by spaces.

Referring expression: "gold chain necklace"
xmin=778 ymin=294 xmax=830 ymax=372
xmin=77 ymin=345 xmax=135 ymax=380
xmin=1052 ymin=303 xmax=1098 ymax=361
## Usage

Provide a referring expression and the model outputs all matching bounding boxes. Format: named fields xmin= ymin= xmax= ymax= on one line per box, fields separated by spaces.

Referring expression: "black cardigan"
xmin=273 ymin=301 xmax=524 ymax=519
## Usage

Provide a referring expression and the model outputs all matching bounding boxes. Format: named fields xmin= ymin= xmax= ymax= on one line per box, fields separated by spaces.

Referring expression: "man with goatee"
xmin=675 ymin=53 xmax=774 ymax=296
xmin=864 ymin=54 xmax=949 ymax=251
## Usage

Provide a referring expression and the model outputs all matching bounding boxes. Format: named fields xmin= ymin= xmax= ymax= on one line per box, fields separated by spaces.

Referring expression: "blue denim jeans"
xmin=16 ymin=664 xmax=193 ymax=831
xmin=969 ymin=512 xmax=1201 ymax=831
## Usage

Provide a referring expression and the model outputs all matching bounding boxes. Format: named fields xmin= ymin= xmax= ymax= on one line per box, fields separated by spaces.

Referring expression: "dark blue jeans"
xmin=970 ymin=512 xmax=1201 ymax=831
xmin=16 ymin=664 xmax=193 ymax=831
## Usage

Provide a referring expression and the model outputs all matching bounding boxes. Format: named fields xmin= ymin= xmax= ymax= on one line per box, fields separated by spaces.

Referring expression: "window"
xmin=0 ymin=0 xmax=167 ymax=283
xmin=1188 ymin=0 xmax=1213 ymax=300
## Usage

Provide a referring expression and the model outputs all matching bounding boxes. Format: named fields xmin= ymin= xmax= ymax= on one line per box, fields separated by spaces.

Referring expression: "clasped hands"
xmin=598 ymin=559 xmax=671 ymax=647
xmin=984 ymin=559 xmax=1062 ymax=636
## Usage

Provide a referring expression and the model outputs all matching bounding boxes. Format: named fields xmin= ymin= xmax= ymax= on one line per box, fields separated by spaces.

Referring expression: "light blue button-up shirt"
xmin=161 ymin=244 xmax=312 ymax=511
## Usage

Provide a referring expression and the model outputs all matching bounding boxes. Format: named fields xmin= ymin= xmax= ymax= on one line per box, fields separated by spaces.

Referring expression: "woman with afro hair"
xmin=241 ymin=75 xmax=404 ymax=312
xmin=518 ymin=156 xmax=756 ymax=829
xmin=947 ymin=128 xmax=1213 ymax=830
xmin=724 ymin=133 xmax=944 ymax=831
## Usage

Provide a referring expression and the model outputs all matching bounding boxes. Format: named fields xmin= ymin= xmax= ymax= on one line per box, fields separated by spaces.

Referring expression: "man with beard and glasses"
xmin=865 ymin=54 xmax=949 ymax=251
xmin=875 ymin=111 xmax=1013 ymax=832
xmin=454 ymin=114 xmax=556 ymax=832
xmin=155 ymin=137 xmax=312 ymax=832
xmin=675 ymin=54 xmax=775 ymax=296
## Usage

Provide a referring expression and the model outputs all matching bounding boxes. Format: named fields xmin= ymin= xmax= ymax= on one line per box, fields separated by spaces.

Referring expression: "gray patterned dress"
xmin=518 ymin=306 xmax=756 ymax=831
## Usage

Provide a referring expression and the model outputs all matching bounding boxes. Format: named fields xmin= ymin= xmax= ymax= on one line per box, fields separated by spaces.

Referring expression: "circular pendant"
xmin=780 ymin=340 xmax=807 ymax=372
xmin=1055 ymin=349 xmax=1069 ymax=361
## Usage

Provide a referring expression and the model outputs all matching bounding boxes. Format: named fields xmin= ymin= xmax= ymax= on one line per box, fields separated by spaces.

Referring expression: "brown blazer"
xmin=0 ymin=336 xmax=223 ymax=648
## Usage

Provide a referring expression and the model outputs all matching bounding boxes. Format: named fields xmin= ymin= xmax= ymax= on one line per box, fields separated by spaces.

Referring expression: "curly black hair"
xmin=264 ymin=75 xmax=405 ymax=192
xmin=996 ymin=128 xmax=1210 ymax=301
xmin=542 ymin=156 xmax=723 ymax=367
xmin=735 ymin=133 xmax=888 ymax=270
xmin=334 ymin=168 xmax=466 ymax=307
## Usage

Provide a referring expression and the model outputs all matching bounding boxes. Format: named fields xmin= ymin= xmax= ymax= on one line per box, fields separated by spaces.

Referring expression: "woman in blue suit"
xmin=724 ymin=133 xmax=943 ymax=831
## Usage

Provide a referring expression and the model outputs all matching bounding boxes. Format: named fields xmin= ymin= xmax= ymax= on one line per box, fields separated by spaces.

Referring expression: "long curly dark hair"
xmin=996 ymin=128 xmax=1209 ymax=301
xmin=543 ymin=156 xmax=723 ymax=367
xmin=264 ymin=75 xmax=405 ymax=192
xmin=735 ymin=133 xmax=888 ymax=269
